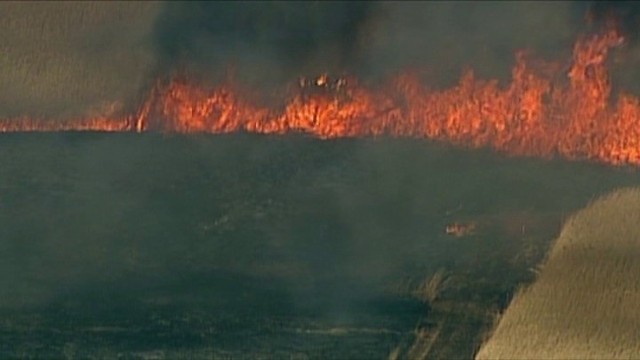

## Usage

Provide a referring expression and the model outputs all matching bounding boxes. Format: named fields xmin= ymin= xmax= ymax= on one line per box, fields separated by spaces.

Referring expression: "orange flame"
xmin=1 ymin=28 xmax=640 ymax=166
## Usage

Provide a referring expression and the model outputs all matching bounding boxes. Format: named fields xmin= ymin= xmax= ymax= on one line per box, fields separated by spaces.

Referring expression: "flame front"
xmin=2 ymin=29 xmax=640 ymax=166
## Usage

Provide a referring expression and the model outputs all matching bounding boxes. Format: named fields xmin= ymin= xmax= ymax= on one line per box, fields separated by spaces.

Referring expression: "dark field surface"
xmin=0 ymin=133 xmax=638 ymax=359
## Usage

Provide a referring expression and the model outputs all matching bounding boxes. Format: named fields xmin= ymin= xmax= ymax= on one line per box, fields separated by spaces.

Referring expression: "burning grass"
xmin=2 ymin=19 xmax=640 ymax=167
xmin=476 ymin=187 xmax=640 ymax=359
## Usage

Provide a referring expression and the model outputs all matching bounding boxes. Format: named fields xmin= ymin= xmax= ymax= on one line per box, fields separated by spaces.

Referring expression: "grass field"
xmin=477 ymin=187 xmax=640 ymax=359
xmin=0 ymin=134 xmax=638 ymax=358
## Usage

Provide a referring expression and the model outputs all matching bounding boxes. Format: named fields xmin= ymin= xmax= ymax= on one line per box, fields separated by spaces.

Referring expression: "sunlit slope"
xmin=0 ymin=1 xmax=161 ymax=119
xmin=477 ymin=187 xmax=640 ymax=359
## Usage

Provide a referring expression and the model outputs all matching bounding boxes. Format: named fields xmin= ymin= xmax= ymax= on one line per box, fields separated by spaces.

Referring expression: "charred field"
xmin=0 ymin=133 xmax=639 ymax=359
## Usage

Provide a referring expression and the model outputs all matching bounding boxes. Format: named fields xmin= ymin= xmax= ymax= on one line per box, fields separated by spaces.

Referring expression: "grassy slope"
xmin=0 ymin=1 xmax=161 ymax=118
xmin=477 ymin=187 xmax=640 ymax=359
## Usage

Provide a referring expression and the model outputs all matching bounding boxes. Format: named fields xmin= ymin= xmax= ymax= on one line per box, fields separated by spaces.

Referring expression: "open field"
xmin=477 ymin=187 xmax=640 ymax=359
xmin=0 ymin=134 xmax=638 ymax=358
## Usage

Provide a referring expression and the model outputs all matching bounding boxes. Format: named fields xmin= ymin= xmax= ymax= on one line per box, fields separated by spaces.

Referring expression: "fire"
xmin=445 ymin=222 xmax=478 ymax=238
xmin=1 ymin=28 xmax=640 ymax=166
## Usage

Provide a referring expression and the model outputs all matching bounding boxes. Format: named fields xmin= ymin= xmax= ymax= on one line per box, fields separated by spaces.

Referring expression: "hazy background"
xmin=0 ymin=1 xmax=161 ymax=119
xmin=1 ymin=1 xmax=638 ymax=119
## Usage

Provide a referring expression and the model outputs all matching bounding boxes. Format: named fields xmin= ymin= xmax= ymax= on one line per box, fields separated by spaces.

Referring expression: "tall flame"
xmin=2 ymin=28 xmax=640 ymax=166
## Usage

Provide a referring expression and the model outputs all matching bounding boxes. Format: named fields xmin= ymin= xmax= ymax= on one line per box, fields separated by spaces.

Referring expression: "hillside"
xmin=477 ymin=187 xmax=640 ymax=359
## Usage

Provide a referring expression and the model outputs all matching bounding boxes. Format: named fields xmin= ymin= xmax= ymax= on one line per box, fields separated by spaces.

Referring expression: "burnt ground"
xmin=0 ymin=133 xmax=638 ymax=359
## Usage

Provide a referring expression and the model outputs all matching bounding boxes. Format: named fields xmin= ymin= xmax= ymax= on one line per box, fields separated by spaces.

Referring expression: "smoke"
xmin=355 ymin=2 xmax=584 ymax=84
xmin=3 ymin=1 xmax=640 ymax=120
xmin=586 ymin=1 xmax=640 ymax=94
xmin=148 ymin=1 xmax=640 ymax=91
xmin=589 ymin=1 xmax=640 ymax=40
xmin=149 ymin=2 xmax=587 ymax=87
xmin=150 ymin=1 xmax=373 ymax=92
xmin=0 ymin=1 xmax=161 ymax=119
xmin=2 ymin=8 xmax=640 ymax=358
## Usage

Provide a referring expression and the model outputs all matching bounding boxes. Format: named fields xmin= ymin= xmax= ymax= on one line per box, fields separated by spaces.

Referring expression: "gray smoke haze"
xmin=150 ymin=1 xmax=372 ymax=89
xmin=0 ymin=1 xmax=161 ymax=119
xmin=3 ymin=1 xmax=639 ymax=119
xmin=150 ymin=1 xmax=586 ymax=87
xmin=358 ymin=2 xmax=583 ymax=83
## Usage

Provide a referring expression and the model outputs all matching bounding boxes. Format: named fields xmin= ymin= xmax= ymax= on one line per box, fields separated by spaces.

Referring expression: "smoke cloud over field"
xmin=2 ymin=1 xmax=638 ymax=119
xmin=150 ymin=2 xmax=586 ymax=87
xmin=150 ymin=2 xmax=372 ymax=89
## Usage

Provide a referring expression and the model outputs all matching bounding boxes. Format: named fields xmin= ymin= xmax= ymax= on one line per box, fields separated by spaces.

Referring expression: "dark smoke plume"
xmin=588 ymin=1 xmax=640 ymax=40
xmin=150 ymin=2 xmax=590 ymax=88
xmin=2 ymin=2 xmax=640 ymax=118
xmin=151 ymin=2 xmax=373 ymax=90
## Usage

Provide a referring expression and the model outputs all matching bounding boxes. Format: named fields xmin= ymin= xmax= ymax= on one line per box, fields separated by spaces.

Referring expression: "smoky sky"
xmin=152 ymin=2 xmax=371 ymax=79
xmin=150 ymin=1 xmax=640 ymax=88
xmin=589 ymin=1 xmax=640 ymax=39
xmin=2 ymin=1 xmax=640 ymax=119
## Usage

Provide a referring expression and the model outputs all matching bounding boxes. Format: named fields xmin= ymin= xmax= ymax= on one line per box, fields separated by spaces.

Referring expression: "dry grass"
xmin=0 ymin=1 xmax=162 ymax=119
xmin=476 ymin=187 xmax=640 ymax=359
xmin=413 ymin=268 xmax=448 ymax=303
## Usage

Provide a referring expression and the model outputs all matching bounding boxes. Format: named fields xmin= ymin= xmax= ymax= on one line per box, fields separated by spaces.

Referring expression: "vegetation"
xmin=0 ymin=134 xmax=638 ymax=358
xmin=477 ymin=187 xmax=640 ymax=359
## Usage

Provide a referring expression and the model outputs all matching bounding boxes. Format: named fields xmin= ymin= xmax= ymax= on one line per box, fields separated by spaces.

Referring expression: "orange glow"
xmin=446 ymin=222 xmax=478 ymax=238
xmin=2 ymin=28 xmax=640 ymax=166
